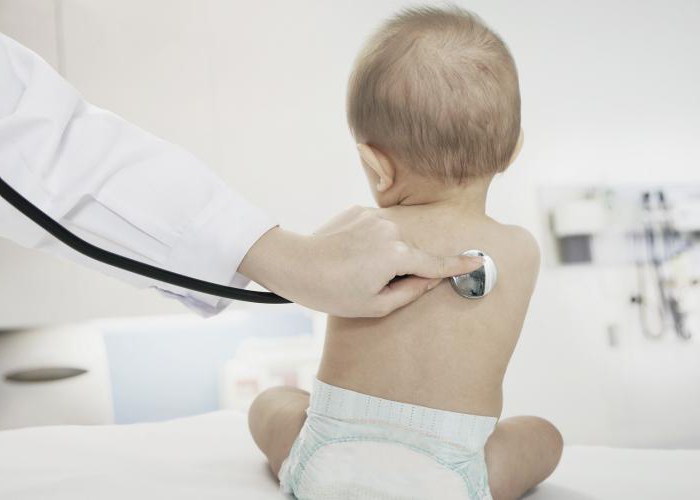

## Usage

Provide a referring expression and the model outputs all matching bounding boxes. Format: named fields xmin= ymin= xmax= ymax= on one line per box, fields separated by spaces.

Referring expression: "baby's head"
xmin=347 ymin=6 xmax=522 ymax=207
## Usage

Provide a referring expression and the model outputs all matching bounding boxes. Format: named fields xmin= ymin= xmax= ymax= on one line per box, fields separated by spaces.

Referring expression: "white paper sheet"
xmin=0 ymin=411 xmax=697 ymax=499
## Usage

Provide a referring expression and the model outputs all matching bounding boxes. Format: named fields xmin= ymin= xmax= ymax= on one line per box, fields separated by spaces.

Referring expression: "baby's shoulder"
xmin=497 ymin=224 xmax=540 ymax=262
xmin=484 ymin=222 xmax=540 ymax=289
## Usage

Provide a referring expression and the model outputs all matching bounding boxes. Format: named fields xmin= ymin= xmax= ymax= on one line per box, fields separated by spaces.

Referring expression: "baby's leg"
xmin=485 ymin=416 xmax=563 ymax=500
xmin=248 ymin=386 xmax=310 ymax=476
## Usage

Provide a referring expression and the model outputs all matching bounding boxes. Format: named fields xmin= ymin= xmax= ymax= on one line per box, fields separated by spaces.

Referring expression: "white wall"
xmin=0 ymin=0 xmax=698 ymax=446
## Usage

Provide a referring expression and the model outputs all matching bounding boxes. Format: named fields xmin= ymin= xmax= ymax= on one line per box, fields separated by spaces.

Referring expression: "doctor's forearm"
xmin=239 ymin=224 xmax=373 ymax=316
xmin=238 ymin=227 xmax=313 ymax=302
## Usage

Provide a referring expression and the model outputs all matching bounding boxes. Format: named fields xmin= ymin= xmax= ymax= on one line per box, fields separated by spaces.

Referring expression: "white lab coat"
xmin=0 ymin=33 xmax=275 ymax=315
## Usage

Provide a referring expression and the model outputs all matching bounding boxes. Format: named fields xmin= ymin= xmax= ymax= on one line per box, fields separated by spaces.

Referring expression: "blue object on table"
xmin=101 ymin=309 xmax=312 ymax=424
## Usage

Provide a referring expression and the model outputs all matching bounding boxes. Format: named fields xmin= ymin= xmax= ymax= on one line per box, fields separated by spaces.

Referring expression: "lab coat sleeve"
xmin=0 ymin=33 xmax=276 ymax=315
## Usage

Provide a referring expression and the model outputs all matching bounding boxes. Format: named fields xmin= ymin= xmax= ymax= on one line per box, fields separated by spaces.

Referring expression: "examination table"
xmin=0 ymin=411 xmax=697 ymax=499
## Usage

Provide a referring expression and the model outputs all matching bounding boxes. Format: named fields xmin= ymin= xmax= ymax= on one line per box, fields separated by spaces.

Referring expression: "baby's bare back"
xmin=317 ymin=205 xmax=539 ymax=417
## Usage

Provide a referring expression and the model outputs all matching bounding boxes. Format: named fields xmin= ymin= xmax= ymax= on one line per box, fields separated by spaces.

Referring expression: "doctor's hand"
xmin=238 ymin=206 xmax=482 ymax=317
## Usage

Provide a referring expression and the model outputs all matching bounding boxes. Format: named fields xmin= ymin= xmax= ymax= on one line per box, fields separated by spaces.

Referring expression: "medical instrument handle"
xmin=0 ymin=175 xmax=291 ymax=304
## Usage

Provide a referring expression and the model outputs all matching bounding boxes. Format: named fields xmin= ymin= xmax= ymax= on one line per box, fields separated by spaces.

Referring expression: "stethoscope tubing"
xmin=0 ymin=175 xmax=290 ymax=304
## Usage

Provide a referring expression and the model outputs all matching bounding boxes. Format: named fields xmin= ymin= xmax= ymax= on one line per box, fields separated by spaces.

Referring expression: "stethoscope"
xmin=0 ymin=175 xmax=497 ymax=303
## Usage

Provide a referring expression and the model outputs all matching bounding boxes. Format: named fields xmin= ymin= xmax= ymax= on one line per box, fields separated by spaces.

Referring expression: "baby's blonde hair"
xmin=347 ymin=6 xmax=521 ymax=184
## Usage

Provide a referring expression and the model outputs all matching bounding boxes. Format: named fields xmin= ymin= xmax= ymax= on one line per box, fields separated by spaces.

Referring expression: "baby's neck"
xmin=392 ymin=175 xmax=491 ymax=220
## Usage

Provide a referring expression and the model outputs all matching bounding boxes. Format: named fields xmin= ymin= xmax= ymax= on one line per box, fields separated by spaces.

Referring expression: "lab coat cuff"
xmin=162 ymin=189 xmax=276 ymax=316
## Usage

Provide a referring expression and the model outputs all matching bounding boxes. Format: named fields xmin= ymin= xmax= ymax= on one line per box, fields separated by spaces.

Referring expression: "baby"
xmin=249 ymin=6 xmax=562 ymax=499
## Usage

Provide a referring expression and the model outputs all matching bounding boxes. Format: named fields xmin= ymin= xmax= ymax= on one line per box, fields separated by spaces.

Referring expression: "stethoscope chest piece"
xmin=450 ymin=249 xmax=497 ymax=299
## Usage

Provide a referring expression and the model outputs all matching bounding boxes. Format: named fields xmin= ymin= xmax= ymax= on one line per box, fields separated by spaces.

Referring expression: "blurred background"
xmin=0 ymin=0 xmax=698 ymax=448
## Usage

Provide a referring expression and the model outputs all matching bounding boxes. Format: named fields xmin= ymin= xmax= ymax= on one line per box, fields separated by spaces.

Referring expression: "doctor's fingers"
xmin=393 ymin=245 xmax=483 ymax=280
xmin=373 ymin=275 xmax=442 ymax=316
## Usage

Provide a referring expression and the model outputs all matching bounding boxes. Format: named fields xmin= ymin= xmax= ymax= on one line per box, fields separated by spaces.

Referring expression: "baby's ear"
xmin=357 ymin=144 xmax=395 ymax=192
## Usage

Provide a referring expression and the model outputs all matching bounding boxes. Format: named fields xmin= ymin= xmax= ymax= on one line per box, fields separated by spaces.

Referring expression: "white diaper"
xmin=279 ymin=379 xmax=497 ymax=499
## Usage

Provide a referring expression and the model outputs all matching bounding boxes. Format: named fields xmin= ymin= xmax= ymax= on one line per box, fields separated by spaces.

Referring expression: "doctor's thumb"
xmin=404 ymin=250 xmax=483 ymax=280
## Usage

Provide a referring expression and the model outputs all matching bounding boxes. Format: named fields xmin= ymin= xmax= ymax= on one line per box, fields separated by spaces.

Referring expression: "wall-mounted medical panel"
xmin=539 ymin=184 xmax=700 ymax=341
